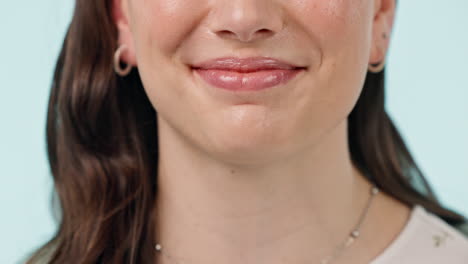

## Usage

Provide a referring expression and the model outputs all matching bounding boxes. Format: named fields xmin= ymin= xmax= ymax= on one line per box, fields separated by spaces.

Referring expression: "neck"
xmin=153 ymin=120 xmax=376 ymax=263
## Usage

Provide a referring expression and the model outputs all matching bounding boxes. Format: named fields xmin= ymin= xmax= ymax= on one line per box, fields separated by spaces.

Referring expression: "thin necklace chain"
xmin=155 ymin=184 xmax=380 ymax=264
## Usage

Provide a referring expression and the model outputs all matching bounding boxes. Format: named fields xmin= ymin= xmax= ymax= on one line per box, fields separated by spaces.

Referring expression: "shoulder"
xmin=371 ymin=204 xmax=468 ymax=264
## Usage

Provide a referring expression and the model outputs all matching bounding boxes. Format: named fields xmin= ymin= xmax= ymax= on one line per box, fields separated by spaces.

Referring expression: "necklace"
xmin=155 ymin=184 xmax=380 ymax=264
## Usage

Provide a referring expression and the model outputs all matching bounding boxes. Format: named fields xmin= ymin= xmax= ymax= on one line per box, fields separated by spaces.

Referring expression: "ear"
xmin=369 ymin=0 xmax=396 ymax=65
xmin=112 ymin=0 xmax=137 ymax=66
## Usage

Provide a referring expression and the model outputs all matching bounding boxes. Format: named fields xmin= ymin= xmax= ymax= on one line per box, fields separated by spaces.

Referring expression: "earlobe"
xmin=112 ymin=0 xmax=137 ymax=66
xmin=369 ymin=26 xmax=389 ymax=65
xmin=369 ymin=0 xmax=395 ymax=66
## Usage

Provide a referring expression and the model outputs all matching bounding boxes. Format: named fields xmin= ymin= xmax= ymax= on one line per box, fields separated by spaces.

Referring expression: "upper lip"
xmin=190 ymin=57 xmax=307 ymax=73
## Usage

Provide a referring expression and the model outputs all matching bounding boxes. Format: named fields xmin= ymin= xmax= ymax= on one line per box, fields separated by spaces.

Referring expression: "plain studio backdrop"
xmin=0 ymin=1 xmax=467 ymax=263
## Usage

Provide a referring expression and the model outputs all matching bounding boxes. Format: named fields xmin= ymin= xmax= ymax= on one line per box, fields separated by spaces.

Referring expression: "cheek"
xmin=310 ymin=1 xmax=371 ymax=85
xmin=296 ymin=0 xmax=371 ymax=47
xmin=294 ymin=0 xmax=372 ymax=128
xmin=128 ymin=0 xmax=207 ymax=110
xmin=130 ymin=0 xmax=208 ymax=55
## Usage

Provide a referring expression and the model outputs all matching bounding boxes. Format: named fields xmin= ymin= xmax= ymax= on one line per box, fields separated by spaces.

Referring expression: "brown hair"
xmin=25 ymin=0 xmax=467 ymax=263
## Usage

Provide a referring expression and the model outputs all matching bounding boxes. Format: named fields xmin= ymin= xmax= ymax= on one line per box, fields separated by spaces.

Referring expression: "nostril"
xmin=258 ymin=28 xmax=271 ymax=33
xmin=217 ymin=30 xmax=236 ymax=39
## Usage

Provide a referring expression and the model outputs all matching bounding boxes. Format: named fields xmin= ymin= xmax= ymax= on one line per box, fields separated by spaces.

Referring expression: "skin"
xmin=113 ymin=0 xmax=411 ymax=263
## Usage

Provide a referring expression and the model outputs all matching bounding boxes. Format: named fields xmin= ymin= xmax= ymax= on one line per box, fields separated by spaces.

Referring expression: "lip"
xmin=191 ymin=57 xmax=307 ymax=91
xmin=191 ymin=57 xmax=306 ymax=72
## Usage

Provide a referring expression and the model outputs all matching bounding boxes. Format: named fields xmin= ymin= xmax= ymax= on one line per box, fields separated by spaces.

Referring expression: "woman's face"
xmin=114 ymin=0 xmax=394 ymax=163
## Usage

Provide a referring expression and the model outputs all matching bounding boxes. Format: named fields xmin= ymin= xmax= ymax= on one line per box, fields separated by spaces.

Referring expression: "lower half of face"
xmin=129 ymin=0 xmax=374 ymax=164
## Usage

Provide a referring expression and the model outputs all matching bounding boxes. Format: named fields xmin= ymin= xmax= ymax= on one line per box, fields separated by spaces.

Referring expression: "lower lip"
xmin=193 ymin=68 xmax=304 ymax=91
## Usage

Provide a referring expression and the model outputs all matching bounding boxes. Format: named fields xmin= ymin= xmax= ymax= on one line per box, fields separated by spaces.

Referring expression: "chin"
xmin=204 ymin=129 xmax=296 ymax=166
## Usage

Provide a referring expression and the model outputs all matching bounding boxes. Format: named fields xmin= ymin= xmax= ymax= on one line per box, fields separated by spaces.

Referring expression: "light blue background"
xmin=1 ymin=1 xmax=467 ymax=263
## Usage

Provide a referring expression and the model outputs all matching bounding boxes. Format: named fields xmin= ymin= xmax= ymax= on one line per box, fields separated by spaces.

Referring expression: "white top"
xmin=370 ymin=204 xmax=468 ymax=264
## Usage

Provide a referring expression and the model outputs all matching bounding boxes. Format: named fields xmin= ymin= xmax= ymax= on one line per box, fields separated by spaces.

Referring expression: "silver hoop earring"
xmin=114 ymin=44 xmax=132 ymax=77
xmin=368 ymin=57 xmax=386 ymax=73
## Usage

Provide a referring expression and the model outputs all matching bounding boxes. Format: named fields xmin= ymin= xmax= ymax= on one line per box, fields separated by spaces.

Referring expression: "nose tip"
xmin=208 ymin=1 xmax=283 ymax=43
